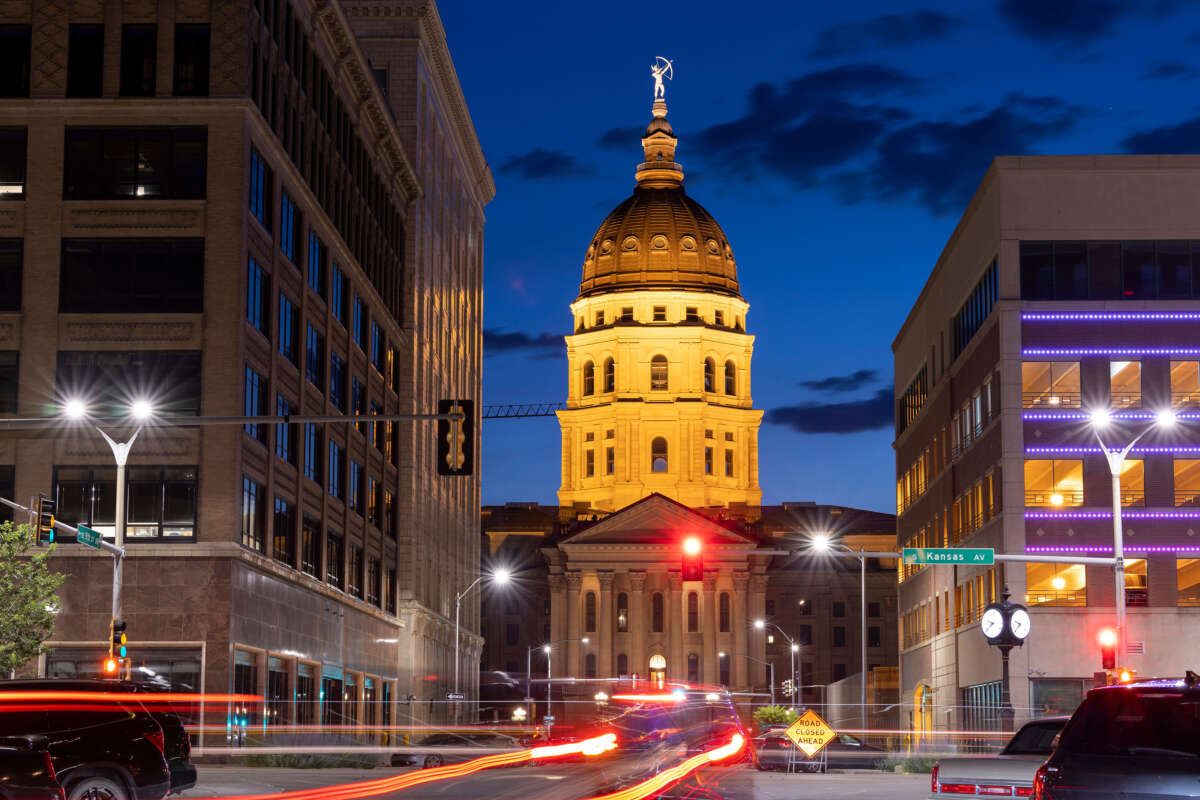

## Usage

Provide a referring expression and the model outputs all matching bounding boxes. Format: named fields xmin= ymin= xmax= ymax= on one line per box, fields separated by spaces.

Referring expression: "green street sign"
xmin=903 ymin=547 xmax=994 ymax=565
xmin=76 ymin=524 xmax=102 ymax=549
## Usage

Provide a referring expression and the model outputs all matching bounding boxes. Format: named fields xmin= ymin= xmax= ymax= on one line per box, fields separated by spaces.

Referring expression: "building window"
xmin=650 ymin=355 xmax=668 ymax=391
xmin=868 ymin=626 xmax=881 ymax=648
xmin=620 ymin=306 xmax=633 ymax=322
xmin=64 ymin=128 xmax=207 ymax=200
xmin=280 ymin=191 xmax=300 ymax=264
xmin=653 ymin=305 xmax=666 ymax=321
xmin=383 ymin=489 xmax=394 ymax=539
xmin=833 ymin=601 xmax=845 ymax=618
xmin=67 ymin=25 xmax=104 ymax=98
xmin=585 ymin=653 xmax=597 ymax=679
xmin=350 ymin=377 xmax=367 ymax=435
xmin=328 ymin=441 xmax=344 ymax=500
xmin=652 ymin=592 xmax=664 ymax=632
xmin=272 ymin=496 xmax=295 ymax=568
xmin=594 ymin=310 xmax=604 ymax=326
xmin=370 ymin=322 xmax=385 ymax=374
xmin=0 ymin=130 xmax=24 ymax=200
xmin=651 ymin=437 xmax=668 ymax=472
xmin=724 ymin=449 xmax=734 ymax=477
xmin=348 ymin=461 xmax=362 ymax=514
xmin=724 ymin=361 xmax=736 ymax=395
xmin=616 ymin=593 xmax=628 ymax=632
xmin=352 ymin=295 xmax=365 ymax=349
xmin=603 ymin=358 xmax=615 ymax=392
xmin=331 ymin=265 xmax=348 ymax=327
xmin=584 ymin=591 xmax=597 ymax=632
xmin=685 ymin=306 xmax=698 ymax=321
xmin=1119 ymin=459 xmax=1145 ymax=506
xmin=687 ymin=591 xmax=698 ymax=632
xmin=1024 ymin=459 xmax=1084 ymax=507
xmin=325 ymin=530 xmax=343 ymax=590
xmin=617 ymin=653 xmax=628 ymax=676
xmin=505 ymin=623 xmax=519 ymax=646
xmin=305 ymin=324 xmax=324 ymax=389
xmin=275 ymin=395 xmax=295 ymax=465
xmin=278 ymin=293 xmax=297 ymax=363
xmin=1175 ymin=459 xmax=1200 ymax=506
xmin=0 ymin=352 xmax=15 ymax=413
xmin=582 ymin=361 xmax=594 ymax=396
xmin=719 ymin=592 xmax=730 ymax=632
xmin=833 ymin=663 xmax=847 ymax=681
xmin=172 ymin=24 xmax=210 ymax=96
xmin=868 ymin=601 xmax=880 ymax=617
xmin=347 ymin=543 xmax=363 ymax=599
xmin=1021 ymin=361 xmax=1080 ymax=408
xmin=704 ymin=358 xmax=715 ymax=392
xmin=61 ymin=238 xmax=204 ymax=314
xmin=330 ymin=354 xmax=346 ymax=411
xmin=798 ymin=624 xmax=812 ymax=645
xmin=1125 ymin=558 xmax=1148 ymax=607
xmin=1171 ymin=361 xmax=1199 ymax=408
xmin=0 ymin=26 xmax=31 ymax=98
xmin=1025 ymin=562 xmax=1086 ymax=607
xmin=366 ymin=476 xmax=380 ymax=527
xmin=719 ymin=652 xmax=730 ymax=686
xmin=249 ymin=147 xmax=273 ymax=231
xmin=1019 ymin=241 xmax=1089 ymax=300
xmin=585 ymin=449 xmax=594 ymax=477
xmin=119 ymin=24 xmax=156 ymax=96
xmin=386 ymin=568 xmax=397 ymax=614
xmin=704 ymin=447 xmax=713 ymax=475
xmin=367 ymin=557 xmax=381 ymax=607
xmin=57 ymin=350 xmax=200 ymax=416
xmin=766 ymin=598 xmax=775 ymax=616
xmin=714 ymin=309 xmax=724 ymax=326
xmin=1178 ymin=559 xmax=1200 ymax=606
xmin=307 ymin=233 xmax=326 ymax=296
xmin=606 ymin=446 xmax=614 ymax=475
xmin=52 ymin=466 xmax=197 ymax=542
xmin=1110 ymin=361 xmax=1141 ymax=408
xmin=244 ymin=367 xmax=268 ymax=444
xmin=952 ymin=258 xmax=998 ymax=359
xmin=686 ymin=652 xmax=699 ymax=683
xmin=833 ymin=627 xmax=846 ymax=647
xmin=300 ymin=515 xmax=320 ymax=577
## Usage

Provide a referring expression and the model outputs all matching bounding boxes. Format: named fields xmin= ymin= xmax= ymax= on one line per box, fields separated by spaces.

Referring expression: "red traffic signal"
xmin=682 ymin=537 xmax=703 ymax=581
xmin=1098 ymin=628 xmax=1117 ymax=669
xmin=683 ymin=537 xmax=701 ymax=555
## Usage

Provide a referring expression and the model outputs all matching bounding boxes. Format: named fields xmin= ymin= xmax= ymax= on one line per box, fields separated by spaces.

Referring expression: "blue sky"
xmin=437 ymin=0 xmax=1200 ymax=513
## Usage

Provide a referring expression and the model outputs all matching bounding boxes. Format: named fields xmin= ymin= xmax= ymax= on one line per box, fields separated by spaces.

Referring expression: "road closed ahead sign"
xmin=784 ymin=709 xmax=836 ymax=757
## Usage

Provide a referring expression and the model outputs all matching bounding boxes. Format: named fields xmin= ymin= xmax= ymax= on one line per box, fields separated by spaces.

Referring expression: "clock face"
xmin=981 ymin=608 xmax=1004 ymax=639
xmin=1009 ymin=608 xmax=1031 ymax=639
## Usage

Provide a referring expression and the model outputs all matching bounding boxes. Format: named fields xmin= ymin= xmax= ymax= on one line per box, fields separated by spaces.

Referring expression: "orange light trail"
xmin=610 ymin=693 xmax=683 ymax=703
xmin=0 ymin=691 xmax=263 ymax=704
xmin=577 ymin=732 xmax=745 ymax=800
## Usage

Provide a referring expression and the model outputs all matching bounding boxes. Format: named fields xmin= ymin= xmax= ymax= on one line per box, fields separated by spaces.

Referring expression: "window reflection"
xmin=1024 ymin=459 xmax=1084 ymax=507
xmin=1171 ymin=361 xmax=1199 ymax=408
xmin=1022 ymin=361 xmax=1080 ymax=408
xmin=1110 ymin=361 xmax=1141 ymax=408
xmin=1026 ymin=562 xmax=1086 ymax=606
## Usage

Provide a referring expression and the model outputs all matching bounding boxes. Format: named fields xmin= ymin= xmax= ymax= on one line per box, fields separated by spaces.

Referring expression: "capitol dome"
xmin=578 ymin=100 xmax=740 ymax=299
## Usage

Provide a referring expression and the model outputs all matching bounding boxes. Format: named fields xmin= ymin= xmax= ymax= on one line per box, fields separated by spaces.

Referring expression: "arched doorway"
xmin=648 ymin=654 xmax=666 ymax=686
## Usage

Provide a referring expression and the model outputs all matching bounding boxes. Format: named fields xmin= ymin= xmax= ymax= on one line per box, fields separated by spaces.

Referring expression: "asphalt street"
xmin=179 ymin=764 xmax=930 ymax=800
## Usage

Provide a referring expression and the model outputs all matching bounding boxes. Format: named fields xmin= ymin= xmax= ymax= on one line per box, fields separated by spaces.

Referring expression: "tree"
xmin=0 ymin=521 xmax=65 ymax=675
xmin=753 ymin=704 xmax=798 ymax=732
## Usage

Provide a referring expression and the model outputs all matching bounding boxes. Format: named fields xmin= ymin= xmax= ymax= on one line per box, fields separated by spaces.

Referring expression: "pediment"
xmin=559 ymin=493 xmax=756 ymax=548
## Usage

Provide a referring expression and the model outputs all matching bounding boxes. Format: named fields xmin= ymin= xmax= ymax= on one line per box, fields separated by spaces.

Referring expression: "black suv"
xmin=0 ymin=679 xmax=173 ymax=800
xmin=0 ymin=735 xmax=64 ymax=800
xmin=1035 ymin=673 xmax=1200 ymax=800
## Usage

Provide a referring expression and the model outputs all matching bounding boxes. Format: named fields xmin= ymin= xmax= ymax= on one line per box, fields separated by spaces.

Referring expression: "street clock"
xmin=980 ymin=591 xmax=1031 ymax=647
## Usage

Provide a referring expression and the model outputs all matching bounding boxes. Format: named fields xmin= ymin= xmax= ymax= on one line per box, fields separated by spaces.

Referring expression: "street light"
xmin=720 ymin=650 xmax=774 ymax=705
xmin=454 ymin=567 xmax=510 ymax=701
xmin=753 ymin=618 xmax=796 ymax=710
xmin=527 ymin=637 xmax=587 ymax=723
xmin=811 ymin=535 xmax=868 ymax=732
xmin=1091 ymin=407 xmax=1176 ymax=668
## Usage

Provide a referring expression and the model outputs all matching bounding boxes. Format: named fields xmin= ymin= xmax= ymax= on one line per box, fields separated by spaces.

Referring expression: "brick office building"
xmin=894 ymin=156 xmax=1200 ymax=736
xmin=0 ymin=0 xmax=491 ymax=730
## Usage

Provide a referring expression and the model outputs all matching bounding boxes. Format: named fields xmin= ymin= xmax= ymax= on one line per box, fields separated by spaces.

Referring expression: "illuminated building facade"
xmin=894 ymin=156 xmax=1200 ymax=735
xmin=1 ymin=0 xmax=490 ymax=728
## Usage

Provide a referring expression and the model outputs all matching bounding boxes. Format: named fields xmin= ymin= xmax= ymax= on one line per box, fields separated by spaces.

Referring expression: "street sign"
xmin=784 ymin=709 xmax=836 ymax=758
xmin=76 ymin=524 xmax=102 ymax=549
xmin=903 ymin=547 xmax=994 ymax=565
xmin=446 ymin=693 xmax=465 ymax=701
xmin=543 ymin=715 xmax=555 ymax=723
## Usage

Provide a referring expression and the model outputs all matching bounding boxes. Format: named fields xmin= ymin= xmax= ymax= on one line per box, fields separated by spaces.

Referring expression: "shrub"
xmin=241 ymin=752 xmax=380 ymax=769
xmin=753 ymin=705 xmax=798 ymax=732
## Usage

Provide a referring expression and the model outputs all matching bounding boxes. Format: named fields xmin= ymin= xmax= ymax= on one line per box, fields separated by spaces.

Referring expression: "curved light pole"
xmin=720 ymin=650 xmax=774 ymax=706
xmin=455 ymin=568 xmax=509 ymax=702
xmin=753 ymin=619 xmax=795 ymax=708
xmin=812 ymin=534 xmax=867 ymax=732
xmin=1090 ymin=407 xmax=1176 ymax=670
xmin=529 ymin=637 xmax=587 ymax=726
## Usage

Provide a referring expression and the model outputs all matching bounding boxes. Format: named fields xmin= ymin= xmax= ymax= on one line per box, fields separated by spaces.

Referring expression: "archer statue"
xmin=651 ymin=57 xmax=674 ymax=100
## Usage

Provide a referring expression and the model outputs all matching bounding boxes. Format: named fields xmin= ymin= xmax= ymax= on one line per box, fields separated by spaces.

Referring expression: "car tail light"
xmin=979 ymin=786 xmax=1013 ymax=795
xmin=146 ymin=729 xmax=166 ymax=753
xmin=940 ymin=784 xmax=979 ymax=794
xmin=932 ymin=764 xmax=939 ymax=793
xmin=41 ymin=750 xmax=57 ymax=783
xmin=1033 ymin=765 xmax=1049 ymax=800
xmin=1015 ymin=787 xmax=1034 ymax=797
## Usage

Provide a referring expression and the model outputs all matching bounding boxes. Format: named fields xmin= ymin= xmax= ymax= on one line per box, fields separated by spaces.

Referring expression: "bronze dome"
xmin=578 ymin=99 xmax=740 ymax=298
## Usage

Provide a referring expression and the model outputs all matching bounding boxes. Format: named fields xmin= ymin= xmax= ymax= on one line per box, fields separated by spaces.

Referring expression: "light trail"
xmin=0 ymin=691 xmax=263 ymax=705
xmin=577 ymin=733 xmax=745 ymax=800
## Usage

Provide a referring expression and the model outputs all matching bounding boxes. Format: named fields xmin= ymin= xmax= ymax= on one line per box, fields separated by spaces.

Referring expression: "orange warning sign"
xmin=784 ymin=709 xmax=836 ymax=757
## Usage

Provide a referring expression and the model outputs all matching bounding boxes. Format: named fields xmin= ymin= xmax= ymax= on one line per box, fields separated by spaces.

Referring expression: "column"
xmin=565 ymin=571 xmax=582 ymax=678
xmin=733 ymin=571 xmax=749 ymax=689
xmin=548 ymin=574 xmax=566 ymax=646
xmin=749 ymin=573 xmax=768 ymax=688
xmin=668 ymin=572 xmax=683 ymax=680
xmin=702 ymin=572 xmax=718 ymax=684
xmin=630 ymin=571 xmax=647 ymax=678
xmin=598 ymin=571 xmax=614 ymax=677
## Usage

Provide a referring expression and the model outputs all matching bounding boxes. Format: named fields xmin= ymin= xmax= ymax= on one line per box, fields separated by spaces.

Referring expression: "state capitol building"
xmin=481 ymin=91 xmax=900 ymax=725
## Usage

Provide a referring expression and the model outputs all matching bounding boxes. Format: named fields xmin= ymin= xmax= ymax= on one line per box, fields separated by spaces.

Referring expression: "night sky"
xmin=437 ymin=0 xmax=1200 ymax=513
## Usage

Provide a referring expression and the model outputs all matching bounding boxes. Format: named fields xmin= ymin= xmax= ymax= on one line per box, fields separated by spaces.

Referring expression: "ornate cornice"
xmin=667 ymin=572 xmax=683 ymax=591
xmin=702 ymin=573 xmax=718 ymax=591
xmin=598 ymin=571 xmax=615 ymax=589
xmin=629 ymin=570 xmax=647 ymax=590
xmin=733 ymin=570 xmax=750 ymax=589
xmin=548 ymin=574 xmax=565 ymax=593
xmin=565 ymin=572 xmax=583 ymax=591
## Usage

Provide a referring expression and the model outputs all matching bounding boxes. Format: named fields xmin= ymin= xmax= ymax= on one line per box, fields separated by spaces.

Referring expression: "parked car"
xmin=755 ymin=731 xmax=884 ymax=772
xmin=1034 ymin=674 xmax=1200 ymax=800
xmin=0 ymin=735 xmax=65 ymax=800
xmin=121 ymin=682 xmax=197 ymax=794
xmin=930 ymin=716 xmax=1070 ymax=798
xmin=390 ymin=732 xmax=523 ymax=768
xmin=0 ymin=679 xmax=172 ymax=800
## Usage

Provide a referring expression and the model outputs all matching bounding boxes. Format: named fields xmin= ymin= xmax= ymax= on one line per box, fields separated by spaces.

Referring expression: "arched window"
xmin=652 ymin=592 xmax=664 ymax=632
xmin=603 ymin=358 xmax=615 ymax=392
xmin=687 ymin=652 xmax=699 ymax=683
xmin=704 ymin=358 xmax=715 ymax=392
xmin=724 ymin=360 xmax=736 ymax=395
xmin=585 ymin=653 xmax=597 ymax=678
xmin=650 ymin=355 xmax=668 ymax=391
xmin=687 ymin=591 xmax=698 ymax=632
xmin=582 ymin=361 xmax=594 ymax=396
xmin=616 ymin=592 xmax=628 ymax=632
xmin=651 ymin=437 xmax=668 ymax=472
xmin=617 ymin=653 xmax=628 ymax=676
xmin=718 ymin=652 xmax=730 ymax=686
xmin=585 ymin=591 xmax=597 ymax=632
xmin=719 ymin=592 xmax=731 ymax=632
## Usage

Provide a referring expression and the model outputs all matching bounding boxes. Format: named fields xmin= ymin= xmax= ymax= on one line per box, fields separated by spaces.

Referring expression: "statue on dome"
xmin=650 ymin=56 xmax=673 ymax=100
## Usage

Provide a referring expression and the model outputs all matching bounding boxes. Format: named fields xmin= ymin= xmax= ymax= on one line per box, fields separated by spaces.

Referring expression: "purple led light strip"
xmin=1022 ymin=312 xmax=1200 ymax=321
xmin=1026 ymin=446 xmax=1200 ymax=454
xmin=1026 ymin=510 xmax=1200 ymax=519
xmin=1026 ymin=545 xmax=1200 ymax=553
xmin=1022 ymin=411 xmax=1200 ymax=420
xmin=1023 ymin=348 xmax=1200 ymax=356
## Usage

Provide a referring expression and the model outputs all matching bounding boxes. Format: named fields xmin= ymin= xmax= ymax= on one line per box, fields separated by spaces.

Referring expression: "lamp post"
xmin=753 ymin=619 xmax=795 ymax=708
xmin=527 ymin=637 xmax=587 ymax=723
xmin=720 ymin=651 xmax=774 ymax=706
xmin=454 ymin=568 xmax=509 ymax=707
xmin=812 ymin=534 xmax=868 ymax=733
xmin=1091 ymin=408 xmax=1176 ymax=668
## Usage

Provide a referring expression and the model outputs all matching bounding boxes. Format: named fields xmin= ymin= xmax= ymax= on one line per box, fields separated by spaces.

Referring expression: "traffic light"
xmin=35 ymin=493 xmax=55 ymax=545
xmin=1117 ymin=668 xmax=1135 ymax=684
xmin=682 ymin=537 xmax=703 ymax=581
xmin=110 ymin=618 xmax=127 ymax=663
xmin=436 ymin=399 xmax=474 ymax=476
xmin=1098 ymin=628 xmax=1117 ymax=670
xmin=781 ymin=679 xmax=794 ymax=697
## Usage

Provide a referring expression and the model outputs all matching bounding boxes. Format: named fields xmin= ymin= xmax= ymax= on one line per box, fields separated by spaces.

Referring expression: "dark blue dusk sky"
xmin=437 ymin=0 xmax=1200 ymax=513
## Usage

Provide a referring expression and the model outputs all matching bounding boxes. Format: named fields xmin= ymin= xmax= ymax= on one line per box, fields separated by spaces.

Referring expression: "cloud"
xmin=798 ymin=369 xmax=880 ymax=393
xmin=483 ymin=329 xmax=563 ymax=357
xmin=497 ymin=148 xmax=590 ymax=180
xmin=596 ymin=125 xmax=644 ymax=150
xmin=997 ymin=0 xmax=1183 ymax=45
xmin=1122 ymin=116 xmax=1200 ymax=154
xmin=833 ymin=94 xmax=1081 ymax=215
xmin=766 ymin=388 xmax=893 ymax=434
xmin=811 ymin=10 xmax=962 ymax=58
xmin=1142 ymin=61 xmax=1198 ymax=80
